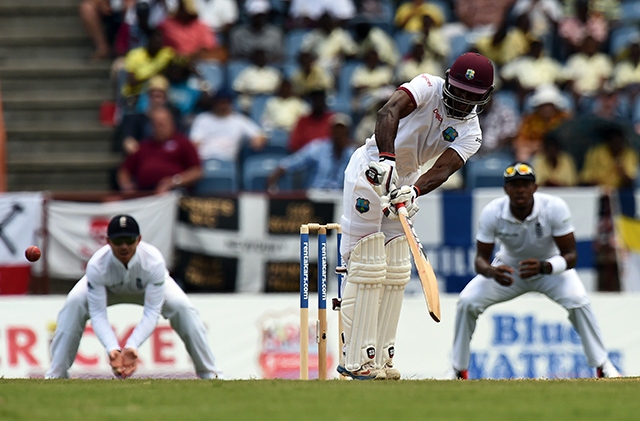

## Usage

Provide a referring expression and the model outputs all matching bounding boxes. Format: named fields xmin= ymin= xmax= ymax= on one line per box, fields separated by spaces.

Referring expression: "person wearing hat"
xmin=513 ymin=83 xmax=572 ymax=162
xmin=450 ymin=162 xmax=621 ymax=380
xmin=46 ymin=214 xmax=223 ymax=380
xmin=266 ymin=112 xmax=356 ymax=191
xmin=337 ymin=52 xmax=495 ymax=380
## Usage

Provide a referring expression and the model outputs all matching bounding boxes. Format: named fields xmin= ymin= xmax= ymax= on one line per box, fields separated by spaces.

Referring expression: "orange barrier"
xmin=0 ymin=80 xmax=6 ymax=192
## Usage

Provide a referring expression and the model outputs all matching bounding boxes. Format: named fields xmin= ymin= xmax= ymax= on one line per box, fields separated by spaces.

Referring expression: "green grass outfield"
xmin=1 ymin=378 xmax=639 ymax=421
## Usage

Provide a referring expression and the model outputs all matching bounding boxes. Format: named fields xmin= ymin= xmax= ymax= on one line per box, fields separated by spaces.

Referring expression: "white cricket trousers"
xmin=452 ymin=268 xmax=609 ymax=372
xmin=46 ymin=276 xmax=221 ymax=379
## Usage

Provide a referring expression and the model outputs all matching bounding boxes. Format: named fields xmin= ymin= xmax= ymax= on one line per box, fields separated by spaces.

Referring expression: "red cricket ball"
xmin=25 ymin=245 xmax=41 ymax=262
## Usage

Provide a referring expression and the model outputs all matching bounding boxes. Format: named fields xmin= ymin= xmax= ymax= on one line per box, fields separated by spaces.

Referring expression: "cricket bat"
xmin=396 ymin=203 xmax=441 ymax=323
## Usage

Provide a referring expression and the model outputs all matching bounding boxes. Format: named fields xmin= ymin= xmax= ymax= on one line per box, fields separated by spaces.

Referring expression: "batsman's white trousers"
xmin=452 ymin=266 xmax=609 ymax=371
xmin=46 ymin=276 xmax=221 ymax=379
xmin=340 ymin=145 xmax=420 ymax=259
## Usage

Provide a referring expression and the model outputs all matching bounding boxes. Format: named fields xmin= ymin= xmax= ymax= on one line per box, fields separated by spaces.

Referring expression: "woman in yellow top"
xmin=580 ymin=126 xmax=639 ymax=190
xmin=532 ymin=133 xmax=578 ymax=187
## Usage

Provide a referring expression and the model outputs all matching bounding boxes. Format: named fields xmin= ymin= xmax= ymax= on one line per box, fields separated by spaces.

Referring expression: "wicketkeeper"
xmin=46 ymin=214 xmax=222 ymax=380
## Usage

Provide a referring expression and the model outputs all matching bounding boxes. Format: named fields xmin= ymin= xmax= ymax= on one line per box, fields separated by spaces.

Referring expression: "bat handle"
xmin=395 ymin=201 xmax=409 ymax=216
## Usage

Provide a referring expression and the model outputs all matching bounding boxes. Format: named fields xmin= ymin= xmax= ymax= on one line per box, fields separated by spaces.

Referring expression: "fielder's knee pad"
xmin=341 ymin=231 xmax=386 ymax=371
xmin=376 ymin=235 xmax=411 ymax=368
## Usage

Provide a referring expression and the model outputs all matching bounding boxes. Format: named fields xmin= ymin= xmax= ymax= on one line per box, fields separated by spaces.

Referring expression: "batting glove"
xmin=365 ymin=153 xmax=398 ymax=197
xmin=382 ymin=185 xmax=420 ymax=219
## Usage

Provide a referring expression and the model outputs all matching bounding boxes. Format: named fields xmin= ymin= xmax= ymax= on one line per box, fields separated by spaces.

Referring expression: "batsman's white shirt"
xmin=341 ymin=73 xmax=483 ymax=255
xmin=86 ymin=242 xmax=167 ymax=352
xmin=477 ymin=192 xmax=574 ymax=271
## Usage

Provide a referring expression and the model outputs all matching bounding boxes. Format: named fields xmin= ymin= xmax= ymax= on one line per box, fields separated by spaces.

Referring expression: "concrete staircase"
xmin=1 ymin=0 xmax=121 ymax=192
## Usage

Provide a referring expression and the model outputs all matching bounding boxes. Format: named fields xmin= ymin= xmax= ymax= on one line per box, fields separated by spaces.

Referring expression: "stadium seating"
xmin=464 ymin=153 xmax=514 ymax=190
xmin=226 ymin=59 xmax=251 ymax=90
xmin=194 ymin=158 xmax=239 ymax=195
xmin=195 ymin=60 xmax=226 ymax=93
xmin=284 ymin=29 xmax=311 ymax=65
xmin=250 ymin=94 xmax=273 ymax=124
xmin=242 ymin=153 xmax=291 ymax=191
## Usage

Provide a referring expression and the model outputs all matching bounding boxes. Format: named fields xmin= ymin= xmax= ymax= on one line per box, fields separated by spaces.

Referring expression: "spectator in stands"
xmin=299 ymin=12 xmax=358 ymax=76
xmin=353 ymin=22 xmax=399 ymax=68
xmin=350 ymin=48 xmax=394 ymax=116
xmin=117 ymin=106 xmax=202 ymax=194
xmin=193 ymin=0 xmax=238 ymax=41
xmin=500 ymin=37 xmax=566 ymax=108
xmin=590 ymin=82 xmax=629 ymax=121
xmin=190 ymin=88 xmax=267 ymax=162
xmin=417 ymin=13 xmax=449 ymax=65
xmin=511 ymin=0 xmax=563 ymax=42
xmin=475 ymin=93 xmax=520 ymax=158
xmin=290 ymin=51 xmax=335 ymax=96
xmin=564 ymin=35 xmax=613 ymax=111
xmin=532 ymin=132 xmax=579 ymax=186
xmin=612 ymin=35 xmax=640 ymax=104
xmin=164 ymin=58 xmax=205 ymax=121
xmin=512 ymin=83 xmax=572 ymax=162
xmin=113 ymin=0 xmax=161 ymax=57
xmin=232 ymin=49 xmax=282 ymax=114
xmin=580 ymin=125 xmax=639 ymax=190
xmin=287 ymin=0 xmax=356 ymax=28
xmin=475 ymin=13 xmax=533 ymax=67
xmin=261 ymin=78 xmax=311 ymax=133
xmin=394 ymin=0 xmax=444 ymax=33
xmin=455 ymin=0 xmax=514 ymax=30
xmin=79 ymin=0 xmax=126 ymax=61
xmin=158 ymin=0 xmax=221 ymax=61
xmin=288 ymin=89 xmax=335 ymax=152
xmin=116 ymin=75 xmax=183 ymax=155
xmin=120 ymin=29 xmax=175 ymax=99
xmin=396 ymin=38 xmax=444 ymax=84
xmin=266 ymin=113 xmax=356 ymax=191
xmin=558 ymin=0 xmax=609 ymax=59
xmin=229 ymin=0 xmax=284 ymax=63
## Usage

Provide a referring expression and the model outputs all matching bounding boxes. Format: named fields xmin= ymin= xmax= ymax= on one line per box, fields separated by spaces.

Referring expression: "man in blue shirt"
xmin=267 ymin=113 xmax=356 ymax=191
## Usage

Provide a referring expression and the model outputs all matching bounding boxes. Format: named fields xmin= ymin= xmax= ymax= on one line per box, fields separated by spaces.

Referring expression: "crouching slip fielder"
xmin=337 ymin=53 xmax=495 ymax=380
xmin=46 ymin=214 xmax=222 ymax=379
xmin=451 ymin=163 xmax=620 ymax=379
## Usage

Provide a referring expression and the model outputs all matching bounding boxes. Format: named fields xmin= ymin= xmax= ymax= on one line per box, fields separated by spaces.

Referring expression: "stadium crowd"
xmin=83 ymin=0 xmax=640 ymax=195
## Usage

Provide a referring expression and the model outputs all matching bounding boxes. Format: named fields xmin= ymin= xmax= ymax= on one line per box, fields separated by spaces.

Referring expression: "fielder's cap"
xmin=448 ymin=53 xmax=494 ymax=94
xmin=246 ymin=0 xmax=270 ymax=15
xmin=331 ymin=112 xmax=352 ymax=127
xmin=107 ymin=215 xmax=140 ymax=239
xmin=503 ymin=162 xmax=536 ymax=184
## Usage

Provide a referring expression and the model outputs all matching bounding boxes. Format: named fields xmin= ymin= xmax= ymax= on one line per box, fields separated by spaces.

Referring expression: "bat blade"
xmin=397 ymin=206 xmax=441 ymax=322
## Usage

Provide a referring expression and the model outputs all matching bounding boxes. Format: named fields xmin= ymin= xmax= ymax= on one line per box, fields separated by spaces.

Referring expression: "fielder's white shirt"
xmin=476 ymin=192 xmax=574 ymax=269
xmin=362 ymin=74 xmax=483 ymax=177
xmin=86 ymin=242 xmax=167 ymax=352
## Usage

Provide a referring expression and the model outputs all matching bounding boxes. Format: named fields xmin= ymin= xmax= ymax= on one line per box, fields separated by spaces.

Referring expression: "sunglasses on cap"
xmin=110 ymin=237 xmax=138 ymax=246
xmin=504 ymin=163 xmax=535 ymax=178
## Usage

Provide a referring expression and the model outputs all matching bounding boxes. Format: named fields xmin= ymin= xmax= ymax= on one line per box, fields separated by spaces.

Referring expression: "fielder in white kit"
xmin=337 ymin=52 xmax=495 ymax=380
xmin=46 ymin=214 xmax=222 ymax=379
xmin=451 ymin=163 xmax=621 ymax=379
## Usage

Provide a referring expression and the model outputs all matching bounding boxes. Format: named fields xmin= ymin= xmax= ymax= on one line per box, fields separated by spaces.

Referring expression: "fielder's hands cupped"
xmin=491 ymin=265 xmax=515 ymax=286
xmin=109 ymin=349 xmax=124 ymax=378
xmin=382 ymin=185 xmax=420 ymax=219
xmin=365 ymin=157 xmax=398 ymax=196
xmin=122 ymin=347 xmax=139 ymax=379
xmin=518 ymin=258 xmax=542 ymax=279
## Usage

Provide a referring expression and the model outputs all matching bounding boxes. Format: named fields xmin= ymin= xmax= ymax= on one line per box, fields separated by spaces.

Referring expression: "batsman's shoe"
xmin=337 ymin=363 xmax=379 ymax=380
xmin=597 ymin=360 xmax=621 ymax=378
xmin=376 ymin=362 xmax=400 ymax=380
xmin=455 ymin=369 xmax=468 ymax=380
